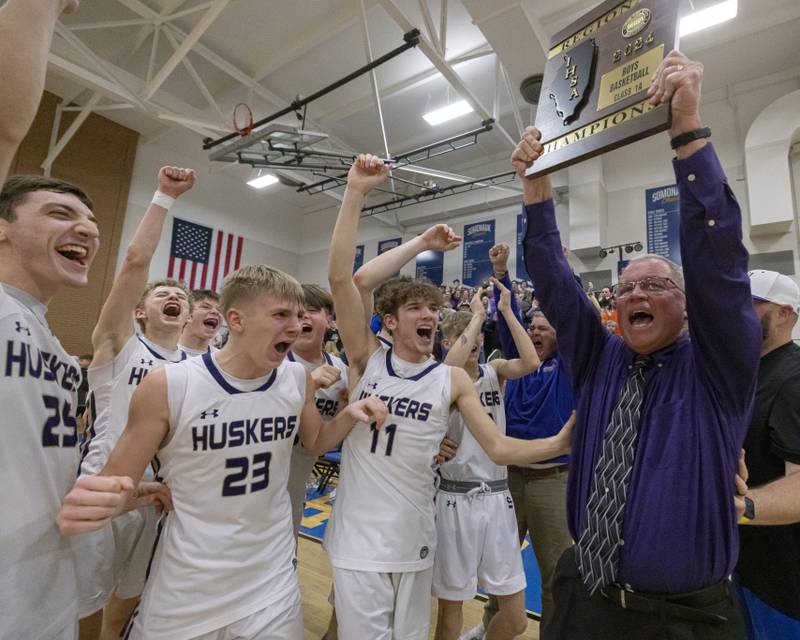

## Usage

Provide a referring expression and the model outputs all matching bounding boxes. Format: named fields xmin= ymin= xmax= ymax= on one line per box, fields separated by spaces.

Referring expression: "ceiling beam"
xmin=253 ymin=15 xmax=361 ymax=83
xmin=378 ymin=0 xmax=516 ymax=146
xmin=142 ymin=0 xmax=231 ymax=100
xmin=162 ymin=28 xmax=226 ymax=123
xmin=41 ymin=92 xmax=102 ymax=172
xmin=318 ymin=43 xmax=493 ymax=126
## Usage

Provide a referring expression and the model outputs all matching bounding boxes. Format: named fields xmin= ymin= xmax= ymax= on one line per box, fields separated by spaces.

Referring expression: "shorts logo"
xmin=446 ymin=497 xmax=457 ymax=509
xmin=420 ymin=546 xmax=429 ymax=559
xmin=506 ymin=495 xmax=514 ymax=510
xmin=292 ymin=558 xmax=298 ymax=571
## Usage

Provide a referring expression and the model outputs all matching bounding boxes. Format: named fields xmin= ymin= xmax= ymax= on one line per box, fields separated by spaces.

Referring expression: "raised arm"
xmin=0 ymin=0 xmax=78 ymax=184
xmin=91 ymin=167 xmax=195 ymax=365
xmin=649 ymin=51 xmax=760 ymax=407
xmin=298 ymin=369 xmax=387 ymax=454
xmin=443 ymin=293 xmax=485 ymax=368
xmin=489 ymin=244 xmax=523 ymax=359
xmin=353 ymin=223 xmax=461 ymax=294
xmin=490 ymin=277 xmax=539 ymax=384
xmin=327 ymin=154 xmax=388 ymax=374
xmin=452 ymin=367 xmax=572 ymax=465
xmin=513 ymin=131 xmax=610 ymax=387
xmin=57 ymin=368 xmax=171 ymax=535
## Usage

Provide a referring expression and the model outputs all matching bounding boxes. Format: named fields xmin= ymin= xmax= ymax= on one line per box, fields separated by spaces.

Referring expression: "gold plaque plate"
xmin=597 ymin=44 xmax=664 ymax=111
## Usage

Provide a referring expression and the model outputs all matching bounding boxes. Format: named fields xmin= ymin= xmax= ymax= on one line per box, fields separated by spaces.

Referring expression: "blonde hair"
xmin=440 ymin=310 xmax=473 ymax=340
xmin=220 ymin=265 xmax=304 ymax=314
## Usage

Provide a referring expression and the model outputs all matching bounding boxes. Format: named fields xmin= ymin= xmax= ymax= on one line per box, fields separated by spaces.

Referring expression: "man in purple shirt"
xmin=512 ymin=51 xmax=761 ymax=639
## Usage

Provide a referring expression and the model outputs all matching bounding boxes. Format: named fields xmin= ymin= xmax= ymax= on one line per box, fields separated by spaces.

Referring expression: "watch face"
xmin=744 ymin=497 xmax=756 ymax=520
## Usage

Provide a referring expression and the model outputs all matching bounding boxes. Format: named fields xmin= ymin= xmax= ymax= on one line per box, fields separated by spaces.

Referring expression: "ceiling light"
xmin=679 ymin=0 xmax=737 ymax=37
xmin=422 ymin=100 xmax=474 ymax=126
xmin=247 ymin=172 xmax=279 ymax=189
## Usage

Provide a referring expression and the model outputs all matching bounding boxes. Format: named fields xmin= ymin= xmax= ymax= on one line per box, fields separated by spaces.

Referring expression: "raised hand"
xmin=492 ymin=277 xmax=511 ymax=313
xmin=647 ymin=50 xmax=704 ymax=134
xmin=469 ymin=291 xmax=486 ymax=318
xmin=57 ymin=475 xmax=136 ymax=535
xmin=311 ymin=364 xmax=343 ymax=390
xmin=158 ymin=166 xmax=196 ymax=198
xmin=420 ymin=223 xmax=462 ymax=252
xmin=489 ymin=243 xmax=510 ymax=273
xmin=347 ymin=153 xmax=391 ymax=196
xmin=511 ymin=127 xmax=544 ymax=178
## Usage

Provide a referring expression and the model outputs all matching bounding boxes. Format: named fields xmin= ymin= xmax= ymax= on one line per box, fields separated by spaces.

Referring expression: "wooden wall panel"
xmin=9 ymin=91 xmax=139 ymax=355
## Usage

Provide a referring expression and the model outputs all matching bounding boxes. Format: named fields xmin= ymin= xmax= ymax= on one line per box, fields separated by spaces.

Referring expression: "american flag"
xmin=167 ymin=217 xmax=243 ymax=291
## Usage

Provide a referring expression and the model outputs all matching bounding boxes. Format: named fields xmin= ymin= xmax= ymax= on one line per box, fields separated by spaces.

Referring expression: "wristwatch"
xmin=741 ymin=496 xmax=756 ymax=521
xmin=670 ymin=127 xmax=711 ymax=149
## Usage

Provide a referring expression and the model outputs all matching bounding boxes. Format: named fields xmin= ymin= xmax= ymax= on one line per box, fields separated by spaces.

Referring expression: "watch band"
xmin=670 ymin=127 xmax=711 ymax=149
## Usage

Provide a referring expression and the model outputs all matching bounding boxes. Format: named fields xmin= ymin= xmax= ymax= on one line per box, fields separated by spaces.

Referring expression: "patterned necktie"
xmin=575 ymin=354 xmax=651 ymax=595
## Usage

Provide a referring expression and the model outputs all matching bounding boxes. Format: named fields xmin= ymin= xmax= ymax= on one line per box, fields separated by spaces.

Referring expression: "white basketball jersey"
xmin=0 ymin=284 xmax=82 ymax=639
xmin=324 ymin=346 xmax=451 ymax=572
xmin=441 ymin=364 xmax=507 ymax=483
xmin=178 ymin=344 xmax=215 ymax=358
xmin=134 ymin=352 xmax=305 ymax=640
xmin=80 ymin=334 xmax=186 ymax=476
xmin=287 ymin=350 xmax=348 ymax=421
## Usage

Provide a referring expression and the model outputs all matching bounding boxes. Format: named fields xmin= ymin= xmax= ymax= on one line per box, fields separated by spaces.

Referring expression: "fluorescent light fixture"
xmin=422 ymin=100 xmax=474 ymax=126
xmin=247 ymin=172 xmax=279 ymax=189
xmin=679 ymin=0 xmax=737 ymax=37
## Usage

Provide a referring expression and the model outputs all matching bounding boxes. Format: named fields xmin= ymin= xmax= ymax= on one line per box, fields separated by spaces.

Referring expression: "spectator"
xmin=736 ymin=269 xmax=800 ymax=638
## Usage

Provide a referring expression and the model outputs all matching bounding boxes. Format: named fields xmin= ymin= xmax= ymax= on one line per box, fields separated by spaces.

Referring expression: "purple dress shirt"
xmin=522 ymin=143 xmax=761 ymax=594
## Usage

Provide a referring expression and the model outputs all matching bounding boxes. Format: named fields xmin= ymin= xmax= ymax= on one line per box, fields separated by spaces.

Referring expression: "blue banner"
xmin=415 ymin=250 xmax=444 ymax=285
xmin=377 ymin=237 xmax=401 ymax=255
xmin=353 ymin=244 xmax=364 ymax=274
xmin=646 ymin=185 xmax=681 ymax=265
xmin=516 ymin=214 xmax=530 ymax=282
xmin=462 ymin=220 xmax=495 ymax=287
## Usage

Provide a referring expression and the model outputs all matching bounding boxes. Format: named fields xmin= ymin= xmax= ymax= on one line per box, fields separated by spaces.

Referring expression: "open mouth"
xmin=274 ymin=341 xmax=291 ymax=354
xmin=416 ymin=327 xmax=433 ymax=340
xmin=203 ymin=317 xmax=219 ymax=330
xmin=55 ymin=244 xmax=88 ymax=266
xmin=163 ymin=302 xmax=182 ymax=318
xmin=301 ymin=324 xmax=313 ymax=335
xmin=629 ymin=310 xmax=654 ymax=327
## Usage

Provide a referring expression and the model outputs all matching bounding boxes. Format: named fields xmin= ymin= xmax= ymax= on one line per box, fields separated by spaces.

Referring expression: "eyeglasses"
xmin=612 ymin=276 xmax=682 ymax=299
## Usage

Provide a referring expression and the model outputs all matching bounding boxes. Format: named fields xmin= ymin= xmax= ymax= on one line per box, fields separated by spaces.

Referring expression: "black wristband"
xmin=670 ymin=127 xmax=711 ymax=149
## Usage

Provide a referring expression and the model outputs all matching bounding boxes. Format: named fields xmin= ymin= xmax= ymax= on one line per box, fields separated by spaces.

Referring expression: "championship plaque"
xmin=526 ymin=0 xmax=680 ymax=178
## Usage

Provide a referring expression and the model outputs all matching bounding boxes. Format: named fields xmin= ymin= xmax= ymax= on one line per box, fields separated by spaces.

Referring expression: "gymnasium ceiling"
xmin=45 ymin=0 xmax=800 ymax=217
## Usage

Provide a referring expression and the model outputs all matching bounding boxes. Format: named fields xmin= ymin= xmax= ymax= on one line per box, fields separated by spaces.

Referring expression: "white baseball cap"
xmin=749 ymin=269 xmax=800 ymax=313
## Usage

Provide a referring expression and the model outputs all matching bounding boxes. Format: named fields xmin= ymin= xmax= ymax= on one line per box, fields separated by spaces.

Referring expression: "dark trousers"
xmin=542 ymin=548 xmax=747 ymax=640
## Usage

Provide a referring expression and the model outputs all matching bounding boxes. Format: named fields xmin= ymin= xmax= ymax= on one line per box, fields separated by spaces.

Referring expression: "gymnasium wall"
xmin=117 ymin=138 xmax=302 ymax=285
xmin=10 ymin=91 xmax=138 ymax=355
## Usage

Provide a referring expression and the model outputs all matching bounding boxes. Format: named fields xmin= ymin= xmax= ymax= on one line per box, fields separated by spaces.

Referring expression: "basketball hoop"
xmin=232 ymin=102 xmax=254 ymax=137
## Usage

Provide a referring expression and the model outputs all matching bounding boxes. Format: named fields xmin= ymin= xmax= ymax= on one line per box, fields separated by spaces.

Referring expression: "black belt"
xmin=601 ymin=580 xmax=731 ymax=625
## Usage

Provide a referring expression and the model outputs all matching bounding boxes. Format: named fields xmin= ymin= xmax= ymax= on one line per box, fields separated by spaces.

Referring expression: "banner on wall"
xmin=645 ymin=184 xmax=682 ymax=265
xmin=462 ymin=220 xmax=496 ymax=287
xmin=415 ymin=250 xmax=444 ymax=285
xmin=516 ymin=214 xmax=531 ymax=282
xmin=353 ymin=244 xmax=365 ymax=273
xmin=377 ymin=237 xmax=402 ymax=255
